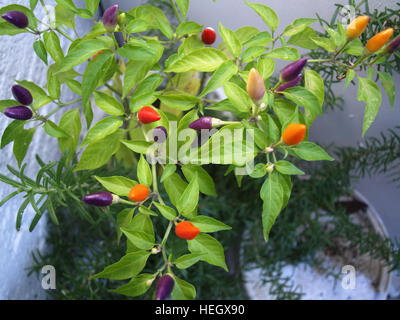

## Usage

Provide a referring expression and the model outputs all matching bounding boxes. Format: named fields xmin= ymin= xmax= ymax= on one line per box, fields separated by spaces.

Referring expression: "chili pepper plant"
xmin=0 ymin=0 xmax=399 ymax=299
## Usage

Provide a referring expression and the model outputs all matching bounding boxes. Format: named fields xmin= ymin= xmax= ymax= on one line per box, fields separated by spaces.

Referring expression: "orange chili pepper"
xmin=366 ymin=28 xmax=394 ymax=53
xmin=175 ymin=221 xmax=200 ymax=240
xmin=128 ymin=184 xmax=150 ymax=202
xmin=282 ymin=123 xmax=307 ymax=146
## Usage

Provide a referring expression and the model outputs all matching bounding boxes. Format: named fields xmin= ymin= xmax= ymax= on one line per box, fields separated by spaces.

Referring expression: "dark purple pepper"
xmin=152 ymin=126 xmax=168 ymax=143
xmin=155 ymin=275 xmax=174 ymax=300
xmin=4 ymin=106 xmax=32 ymax=120
xmin=82 ymin=191 xmax=113 ymax=207
xmin=384 ymin=36 xmax=400 ymax=54
xmin=280 ymin=58 xmax=308 ymax=82
xmin=1 ymin=11 xmax=29 ymax=29
xmin=189 ymin=116 xmax=213 ymax=130
xmin=12 ymin=85 xmax=33 ymax=106
xmin=103 ymin=5 xmax=119 ymax=32
xmin=276 ymin=75 xmax=302 ymax=92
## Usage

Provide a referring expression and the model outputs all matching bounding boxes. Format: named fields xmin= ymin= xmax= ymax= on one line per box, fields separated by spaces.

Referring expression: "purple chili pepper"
xmin=280 ymin=58 xmax=308 ymax=82
xmin=82 ymin=191 xmax=113 ymax=207
xmin=276 ymin=75 xmax=302 ymax=92
xmin=4 ymin=106 xmax=32 ymax=120
xmin=155 ymin=275 xmax=174 ymax=300
xmin=152 ymin=126 xmax=168 ymax=143
xmin=103 ymin=5 xmax=119 ymax=32
xmin=1 ymin=11 xmax=29 ymax=29
xmin=12 ymin=85 xmax=33 ymax=106
xmin=189 ymin=116 xmax=213 ymax=130
xmin=384 ymin=36 xmax=400 ymax=54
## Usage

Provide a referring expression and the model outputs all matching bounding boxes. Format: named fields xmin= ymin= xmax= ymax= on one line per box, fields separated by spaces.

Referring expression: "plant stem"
xmin=105 ymin=83 xmax=121 ymax=97
xmin=55 ymin=27 xmax=74 ymax=42
xmin=152 ymin=163 xmax=165 ymax=205
xmin=334 ymin=39 xmax=351 ymax=58
xmin=161 ymin=220 xmax=174 ymax=247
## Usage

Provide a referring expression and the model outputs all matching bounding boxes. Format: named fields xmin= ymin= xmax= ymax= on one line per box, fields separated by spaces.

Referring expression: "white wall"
xmin=0 ymin=0 xmax=92 ymax=299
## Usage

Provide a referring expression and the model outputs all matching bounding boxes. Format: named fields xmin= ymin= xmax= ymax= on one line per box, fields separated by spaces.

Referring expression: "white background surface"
xmin=0 ymin=0 xmax=91 ymax=299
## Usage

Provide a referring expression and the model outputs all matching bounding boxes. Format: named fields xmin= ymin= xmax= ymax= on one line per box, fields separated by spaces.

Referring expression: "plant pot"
xmin=242 ymin=190 xmax=392 ymax=300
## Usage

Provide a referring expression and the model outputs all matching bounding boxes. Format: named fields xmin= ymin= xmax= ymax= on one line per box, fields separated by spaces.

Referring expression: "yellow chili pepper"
xmin=346 ymin=16 xmax=370 ymax=40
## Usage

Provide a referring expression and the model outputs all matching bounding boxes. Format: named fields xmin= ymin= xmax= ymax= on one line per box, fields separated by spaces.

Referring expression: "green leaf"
xmin=176 ymin=21 xmax=202 ymax=37
xmin=153 ymin=202 xmax=177 ymax=220
xmin=55 ymin=3 xmax=75 ymax=29
xmin=378 ymin=71 xmax=395 ymax=108
xmin=1 ymin=120 xmax=24 ymax=149
xmin=95 ymin=176 xmax=137 ymax=197
xmin=287 ymin=27 xmax=318 ymax=50
xmin=130 ymin=73 xmax=163 ymax=109
xmin=13 ymin=128 xmax=35 ymax=167
xmin=290 ymin=141 xmax=334 ymax=161
xmin=165 ymin=48 xmax=227 ymax=73
xmin=121 ymin=140 xmax=153 ymax=154
xmin=137 ymin=154 xmax=152 ymax=187
xmin=0 ymin=21 xmax=27 ymax=35
xmin=260 ymin=171 xmax=283 ymax=242
xmin=58 ymin=109 xmax=81 ymax=162
xmin=81 ymin=116 xmax=123 ymax=147
xmin=219 ymin=23 xmax=242 ymax=58
xmin=110 ymin=273 xmax=154 ymax=297
xmin=158 ymin=91 xmax=199 ymax=111
xmin=249 ymin=163 xmax=267 ymax=178
xmin=176 ymin=0 xmax=189 ymax=20
xmin=243 ymin=31 xmax=272 ymax=47
xmin=266 ymin=47 xmax=299 ymax=61
xmin=57 ymin=39 xmax=109 ymax=73
xmin=91 ymin=251 xmax=150 ymax=280
xmin=344 ymin=38 xmax=364 ymax=56
xmin=74 ymin=130 xmax=122 ymax=171
xmin=275 ymin=160 xmax=304 ymax=175
xmin=281 ymin=87 xmax=322 ymax=116
xmin=127 ymin=19 xmax=150 ymax=34
xmin=93 ymin=91 xmax=125 ymax=116
xmin=134 ymin=5 xmax=173 ymax=39
xmin=191 ymin=216 xmax=231 ymax=232
xmin=121 ymin=228 xmax=154 ymax=250
xmin=187 ymin=233 xmax=228 ymax=271
xmin=171 ymin=276 xmax=196 ymax=300
xmin=356 ymin=76 xmax=382 ymax=136
xmin=82 ymin=51 xmax=114 ymax=106
xmin=43 ymin=31 xmax=64 ymax=63
xmin=164 ymin=173 xmax=188 ymax=207
xmin=257 ymin=57 xmax=275 ymax=80
xmin=160 ymin=164 xmax=176 ymax=183
xmin=345 ymin=69 xmax=356 ymax=89
xmin=223 ymin=82 xmax=253 ymax=113
xmin=283 ymin=18 xmax=317 ymax=37
xmin=138 ymin=206 xmax=158 ymax=217
xmin=174 ymin=253 xmax=206 ymax=269
xmin=245 ymin=1 xmax=279 ymax=31
xmin=177 ymin=173 xmax=199 ymax=217
xmin=235 ymin=26 xmax=259 ymax=44
xmin=47 ymin=65 xmax=61 ymax=99
xmin=200 ymin=60 xmax=238 ymax=97
xmin=84 ymin=0 xmax=100 ymax=15
xmin=304 ymin=69 xmax=324 ymax=126
xmin=123 ymin=60 xmax=154 ymax=99
xmin=241 ymin=46 xmax=266 ymax=63
xmin=312 ymin=37 xmax=336 ymax=52
xmin=33 ymin=39 xmax=48 ymax=65
xmin=44 ymin=120 xmax=70 ymax=138
xmin=181 ymin=164 xmax=216 ymax=196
